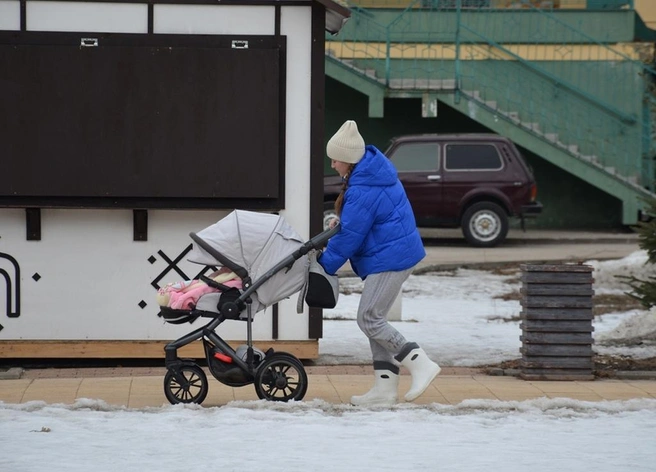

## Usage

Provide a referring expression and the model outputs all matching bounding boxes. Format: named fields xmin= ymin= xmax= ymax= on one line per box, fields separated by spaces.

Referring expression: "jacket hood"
xmin=349 ymin=145 xmax=397 ymax=188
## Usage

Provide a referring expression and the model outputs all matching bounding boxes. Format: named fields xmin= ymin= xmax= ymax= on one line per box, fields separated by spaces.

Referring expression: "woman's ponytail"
xmin=334 ymin=164 xmax=355 ymax=216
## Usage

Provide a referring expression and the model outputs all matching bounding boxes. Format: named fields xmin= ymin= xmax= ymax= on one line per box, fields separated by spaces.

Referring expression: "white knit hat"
xmin=326 ymin=120 xmax=365 ymax=164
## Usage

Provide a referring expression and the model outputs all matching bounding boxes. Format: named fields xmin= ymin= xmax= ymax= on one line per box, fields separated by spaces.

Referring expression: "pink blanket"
xmin=158 ymin=277 xmax=242 ymax=311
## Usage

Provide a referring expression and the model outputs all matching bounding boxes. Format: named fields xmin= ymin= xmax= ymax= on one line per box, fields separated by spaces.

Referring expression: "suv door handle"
xmin=427 ymin=175 xmax=441 ymax=181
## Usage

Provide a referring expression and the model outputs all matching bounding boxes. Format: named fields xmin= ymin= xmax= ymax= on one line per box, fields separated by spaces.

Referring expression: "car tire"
xmin=461 ymin=202 xmax=508 ymax=248
xmin=323 ymin=201 xmax=338 ymax=232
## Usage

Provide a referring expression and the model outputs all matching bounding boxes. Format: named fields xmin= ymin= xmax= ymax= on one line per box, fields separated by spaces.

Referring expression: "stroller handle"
xmin=295 ymin=223 xmax=341 ymax=257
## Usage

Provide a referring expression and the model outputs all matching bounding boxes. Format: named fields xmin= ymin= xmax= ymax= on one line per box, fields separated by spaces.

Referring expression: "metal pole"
xmin=454 ymin=0 xmax=462 ymax=102
xmin=385 ymin=26 xmax=391 ymax=87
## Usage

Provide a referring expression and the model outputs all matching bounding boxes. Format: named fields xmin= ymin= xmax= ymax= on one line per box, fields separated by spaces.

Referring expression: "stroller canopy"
xmin=188 ymin=211 xmax=307 ymax=307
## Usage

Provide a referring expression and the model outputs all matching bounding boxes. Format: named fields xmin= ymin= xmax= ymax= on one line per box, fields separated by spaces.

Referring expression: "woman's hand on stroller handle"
xmin=294 ymin=224 xmax=341 ymax=258
xmin=309 ymin=223 xmax=340 ymax=249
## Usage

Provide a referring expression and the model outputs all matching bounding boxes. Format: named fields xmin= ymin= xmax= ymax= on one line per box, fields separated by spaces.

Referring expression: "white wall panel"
xmin=0 ymin=209 xmax=275 ymax=341
xmin=27 ymin=1 xmax=148 ymax=33
xmin=1 ymin=2 xmax=317 ymax=344
xmin=0 ymin=1 xmax=20 ymax=31
xmin=279 ymin=6 xmax=313 ymax=340
xmin=154 ymin=5 xmax=275 ymax=35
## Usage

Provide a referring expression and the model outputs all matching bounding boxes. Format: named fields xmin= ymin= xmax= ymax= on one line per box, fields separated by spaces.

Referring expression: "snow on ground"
xmin=1 ymin=398 xmax=655 ymax=472
xmin=319 ymin=250 xmax=656 ymax=365
xmin=2 ymin=252 xmax=656 ymax=471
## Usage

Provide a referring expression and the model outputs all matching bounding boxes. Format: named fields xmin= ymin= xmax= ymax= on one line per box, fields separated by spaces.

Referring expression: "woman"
xmin=319 ymin=120 xmax=441 ymax=407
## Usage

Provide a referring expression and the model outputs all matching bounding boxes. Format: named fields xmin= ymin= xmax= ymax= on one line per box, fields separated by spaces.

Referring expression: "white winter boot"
xmin=396 ymin=343 xmax=441 ymax=402
xmin=350 ymin=368 xmax=399 ymax=407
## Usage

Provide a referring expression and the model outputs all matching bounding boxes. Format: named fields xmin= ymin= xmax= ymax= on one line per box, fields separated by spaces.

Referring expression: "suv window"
xmin=445 ymin=144 xmax=503 ymax=171
xmin=389 ymin=142 xmax=439 ymax=172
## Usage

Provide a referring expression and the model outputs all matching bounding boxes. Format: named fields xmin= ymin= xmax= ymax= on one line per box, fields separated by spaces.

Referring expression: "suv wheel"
xmin=323 ymin=202 xmax=338 ymax=231
xmin=461 ymin=202 xmax=508 ymax=248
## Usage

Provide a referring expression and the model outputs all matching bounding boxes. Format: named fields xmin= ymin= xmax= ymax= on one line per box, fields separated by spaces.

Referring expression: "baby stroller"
xmin=158 ymin=210 xmax=339 ymax=405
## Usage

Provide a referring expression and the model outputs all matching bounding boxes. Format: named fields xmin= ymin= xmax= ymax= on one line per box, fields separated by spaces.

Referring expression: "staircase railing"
xmin=327 ymin=0 xmax=653 ymax=188
xmin=456 ymin=26 xmax=642 ymax=181
xmin=325 ymin=9 xmax=390 ymax=82
xmin=518 ymin=1 xmax=656 ymax=184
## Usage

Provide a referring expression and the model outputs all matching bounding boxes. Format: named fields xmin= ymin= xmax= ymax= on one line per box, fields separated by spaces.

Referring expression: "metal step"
xmin=485 ymin=100 xmax=498 ymax=110
xmin=389 ymin=78 xmax=456 ymax=90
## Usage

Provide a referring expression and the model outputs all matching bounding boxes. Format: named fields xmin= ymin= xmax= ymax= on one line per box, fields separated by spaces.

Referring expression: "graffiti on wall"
xmin=0 ymin=253 xmax=21 ymax=331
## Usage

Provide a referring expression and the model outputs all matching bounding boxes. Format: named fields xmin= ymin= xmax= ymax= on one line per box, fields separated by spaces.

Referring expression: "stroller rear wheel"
xmin=254 ymin=352 xmax=308 ymax=402
xmin=164 ymin=364 xmax=209 ymax=405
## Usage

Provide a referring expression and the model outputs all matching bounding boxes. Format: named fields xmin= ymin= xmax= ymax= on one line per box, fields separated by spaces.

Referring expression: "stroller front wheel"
xmin=254 ymin=352 xmax=308 ymax=402
xmin=164 ymin=363 xmax=209 ymax=405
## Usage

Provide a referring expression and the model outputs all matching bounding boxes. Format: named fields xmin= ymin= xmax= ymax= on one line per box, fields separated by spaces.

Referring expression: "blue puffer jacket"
xmin=319 ymin=145 xmax=425 ymax=278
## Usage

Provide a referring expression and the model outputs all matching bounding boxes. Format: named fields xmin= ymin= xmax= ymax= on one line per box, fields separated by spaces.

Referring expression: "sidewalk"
xmin=340 ymin=228 xmax=641 ymax=276
xmin=416 ymin=228 xmax=640 ymax=273
xmin=0 ymin=229 xmax=651 ymax=409
xmin=1 ymin=367 xmax=655 ymax=408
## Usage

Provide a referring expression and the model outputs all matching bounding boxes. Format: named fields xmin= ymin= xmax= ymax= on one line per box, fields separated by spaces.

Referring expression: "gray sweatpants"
xmin=357 ymin=267 xmax=414 ymax=365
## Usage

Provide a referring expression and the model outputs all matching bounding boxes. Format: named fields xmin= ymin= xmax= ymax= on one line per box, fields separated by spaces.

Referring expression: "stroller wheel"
xmin=254 ymin=352 xmax=308 ymax=402
xmin=164 ymin=364 xmax=209 ymax=405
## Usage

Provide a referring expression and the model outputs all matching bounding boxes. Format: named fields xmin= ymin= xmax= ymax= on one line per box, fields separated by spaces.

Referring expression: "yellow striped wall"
xmin=636 ymin=0 xmax=656 ymax=29
xmin=326 ymin=42 xmax=653 ymax=61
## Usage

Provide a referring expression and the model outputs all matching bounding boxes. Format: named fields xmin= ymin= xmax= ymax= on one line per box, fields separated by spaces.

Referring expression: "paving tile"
xmin=583 ymin=382 xmax=651 ymax=395
xmin=0 ymin=379 xmax=33 ymax=403
xmin=483 ymin=382 xmax=544 ymax=391
xmin=21 ymin=378 xmax=83 ymax=404
xmin=326 ymin=374 xmax=372 ymax=386
xmin=130 ymin=376 xmax=164 ymax=388
xmin=76 ymin=378 xmax=132 ymax=406
xmin=410 ymin=391 xmax=450 ymax=405
xmin=333 ymin=389 xmax=368 ymax=404
xmin=440 ymin=393 xmax=499 ymax=404
xmin=435 ymin=386 xmax=496 ymax=396
xmin=232 ymin=385 xmax=262 ymax=402
xmin=305 ymin=394 xmax=343 ymax=404
xmin=436 ymin=392 xmax=498 ymax=401
xmin=306 ymin=375 xmax=340 ymax=403
xmin=486 ymin=387 xmax=545 ymax=398
xmin=128 ymin=376 xmax=174 ymax=407
xmin=202 ymin=383 xmax=235 ymax=407
xmin=544 ymin=392 xmax=605 ymax=401
xmin=587 ymin=392 xmax=653 ymax=401
xmin=527 ymin=381 xmax=597 ymax=393
xmin=624 ymin=381 xmax=656 ymax=395
xmin=414 ymin=396 xmax=450 ymax=405
xmin=127 ymin=396 xmax=169 ymax=408
xmin=433 ymin=377 xmax=483 ymax=385
xmin=472 ymin=376 xmax=523 ymax=384
xmin=493 ymin=393 xmax=548 ymax=401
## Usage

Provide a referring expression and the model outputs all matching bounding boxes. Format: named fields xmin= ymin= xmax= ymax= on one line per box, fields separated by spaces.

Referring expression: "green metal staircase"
xmin=325 ymin=0 xmax=656 ymax=224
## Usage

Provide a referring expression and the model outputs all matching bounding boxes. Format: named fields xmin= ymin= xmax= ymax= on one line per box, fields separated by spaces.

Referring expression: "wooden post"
xmin=519 ymin=263 xmax=594 ymax=381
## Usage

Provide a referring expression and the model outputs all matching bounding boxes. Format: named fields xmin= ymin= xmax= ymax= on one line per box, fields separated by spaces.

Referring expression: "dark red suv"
xmin=324 ymin=133 xmax=542 ymax=247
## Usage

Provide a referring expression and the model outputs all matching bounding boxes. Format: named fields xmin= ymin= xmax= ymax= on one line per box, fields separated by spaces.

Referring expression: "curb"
xmin=487 ymin=368 xmax=656 ymax=380
xmin=337 ymin=256 xmax=636 ymax=278
xmin=613 ymin=371 xmax=656 ymax=380
xmin=0 ymin=368 xmax=24 ymax=380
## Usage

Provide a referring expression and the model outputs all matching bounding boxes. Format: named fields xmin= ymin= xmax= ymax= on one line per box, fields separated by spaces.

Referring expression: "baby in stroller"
xmin=158 ymin=210 xmax=339 ymax=404
xmin=156 ymin=267 xmax=242 ymax=311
